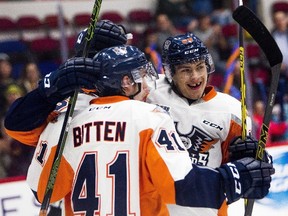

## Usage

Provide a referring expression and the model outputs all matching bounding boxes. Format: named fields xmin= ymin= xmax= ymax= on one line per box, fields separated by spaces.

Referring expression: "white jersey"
xmin=26 ymin=94 xmax=94 ymax=213
xmin=26 ymin=95 xmax=198 ymax=215
xmin=146 ymin=75 xmax=252 ymax=216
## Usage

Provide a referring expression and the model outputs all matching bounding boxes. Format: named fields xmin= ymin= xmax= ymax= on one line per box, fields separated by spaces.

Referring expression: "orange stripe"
xmin=38 ymin=146 xmax=74 ymax=203
xmin=5 ymin=122 xmax=48 ymax=147
xmin=218 ymin=200 xmax=228 ymax=216
xmin=226 ymin=48 xmax=240 ymax=68
xmin=90 ymin=95 xmax=129 ymax=105
xmin=223 ymin=74 xmax=234 ymax=94
xmin=64 ymin=192 xmax=74 ymax=216
xmin=221 ymin=119 xmax=242 ymax=164
xmin=139 ymin=128 xmax=172 ymax=215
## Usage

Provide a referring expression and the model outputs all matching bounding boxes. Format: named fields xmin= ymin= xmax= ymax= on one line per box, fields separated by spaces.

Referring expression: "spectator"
xmin=143 ymin=30 xmax=164 ymax=74
xmin=283 ymin=94 xmax=288 ymax=140
xmin=187 ymin=0 xmax=214 ymax=17
xmin=269 ymin=104 xmax=288 ymax=143
xmin=154 ymin=14 xmax=181 ymax=52
xmin=0 ymin=53 xmax=14 ymax=86
xmin=193 ymin=14 xmax=229 ymax=74
xmin=271 ymin=10 xmax=288 ymax=119
xmin=252 ymin=100 xmax=288 ymax=145
xmin=17 ymin=61 xmax=42 ymax=94
xmin=0 ymin=83 xmax=33 ymax=178
xmin=155 ymin=0 xmax=195 ymax=28
xmin=0 ymin=53 xmax=15 ymax=116
xmin=252 ymin=100 xmax=265 ymax=140
xmin=211 ymin=0 xmax=233 ymax=26
xmin=271 ymin=10 xmax=288 ymax=74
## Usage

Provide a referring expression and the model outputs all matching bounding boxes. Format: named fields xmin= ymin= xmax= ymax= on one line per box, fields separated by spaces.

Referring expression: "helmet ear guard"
xmin=162 ymin=32 xmax=215 ymax=83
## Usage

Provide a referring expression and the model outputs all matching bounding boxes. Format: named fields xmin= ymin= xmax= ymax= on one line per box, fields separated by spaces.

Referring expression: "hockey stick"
xmin=237 ymin=0 xmax=249 ymax=213
xmin=238 ymin=0 xmax=248 ymax=140
xmin=232 ymin=5 xmax=283 ymax=216
xmin=38 ymin=0 xmax=102 ymax=215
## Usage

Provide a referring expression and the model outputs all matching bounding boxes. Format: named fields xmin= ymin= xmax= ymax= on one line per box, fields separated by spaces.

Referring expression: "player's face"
xmin=173 ymin=60 xmax=208 ymax=100
xmin=133 ymin=79 xmax=150 ymax=101
xmin=121 ymin=76 xmax=151 ymax=102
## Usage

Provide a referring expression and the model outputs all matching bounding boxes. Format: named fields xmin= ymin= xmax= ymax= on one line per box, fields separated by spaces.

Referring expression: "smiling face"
xmin=172 ymin=60 xmax=208 ymax=100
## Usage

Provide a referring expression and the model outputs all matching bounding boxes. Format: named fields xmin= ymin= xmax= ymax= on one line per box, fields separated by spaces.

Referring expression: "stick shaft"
xmin=39 ymin=1 xmax=102 ymax=215
xmin=237 ymin=0 xmax=247 ymax=141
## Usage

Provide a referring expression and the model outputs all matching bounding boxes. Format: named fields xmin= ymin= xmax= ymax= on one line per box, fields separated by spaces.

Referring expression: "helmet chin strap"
xmin=129 ymin=83 xmax=142 ymax=99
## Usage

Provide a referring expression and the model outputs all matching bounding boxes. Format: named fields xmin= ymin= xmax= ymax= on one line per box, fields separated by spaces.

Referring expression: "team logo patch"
xmin=112 ymin=46 xmax=128 ymax=55
xmin=181 ymin=37 xmax=193 ymax=44
xmin=163 ymin=40 xmax=171 ymax=51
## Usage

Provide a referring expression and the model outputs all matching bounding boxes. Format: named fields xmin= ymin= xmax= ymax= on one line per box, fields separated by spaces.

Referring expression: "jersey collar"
xmin=90 ymin=95 xmax=130 ymax=105
xmin=202 ymin=85 xmax=217 ymax=101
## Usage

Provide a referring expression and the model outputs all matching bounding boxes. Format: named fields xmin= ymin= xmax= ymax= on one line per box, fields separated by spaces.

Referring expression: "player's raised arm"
xmin=4 ymin=57 xmax=99 ymax=132
xmin=4 ymin=20 xmax=128 ymax=134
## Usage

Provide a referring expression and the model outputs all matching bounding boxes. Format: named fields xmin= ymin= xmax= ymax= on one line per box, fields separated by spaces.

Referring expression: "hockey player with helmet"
xmin=4 ymin=19 xmax=129 ymax=143
xmin=21 ymin=44 xmax=274 ymax=215
xmin=146 ymin=32 xmax=272 ymax=216
xmin=4 ymin=26 xmax=273 ymax=215
xmin=4 ymin=19 xmax=129 ymax=215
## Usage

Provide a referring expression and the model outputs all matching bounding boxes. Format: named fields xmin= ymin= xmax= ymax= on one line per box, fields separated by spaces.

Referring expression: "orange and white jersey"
xmin=146 ymin=74 xmax=252 ymax=216
xmin=27 ymin=96 xmax=200 ymax=215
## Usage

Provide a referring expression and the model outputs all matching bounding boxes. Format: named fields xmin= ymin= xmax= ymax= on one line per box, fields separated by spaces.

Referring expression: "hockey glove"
xmin=229 ymin=136 xmax=272 ymax=163
xmin=75 ymin=20 xmax=128 ymax=57
xmin=217 ymin=157 xmax=275 ymax=204
xmin=38 ymin=57 xmax=100 ymax=104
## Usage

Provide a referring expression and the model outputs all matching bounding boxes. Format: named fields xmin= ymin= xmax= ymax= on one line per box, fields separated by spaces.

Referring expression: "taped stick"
xmin=238 ymin=0 xmax=248 ymax=140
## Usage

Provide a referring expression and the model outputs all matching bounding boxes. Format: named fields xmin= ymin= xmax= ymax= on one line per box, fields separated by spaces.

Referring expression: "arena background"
xmin=0 ymin=0 xmax=287 ymax=215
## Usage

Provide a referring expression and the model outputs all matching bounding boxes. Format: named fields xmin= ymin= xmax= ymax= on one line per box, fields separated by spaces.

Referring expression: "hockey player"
xmin=4 ymin=19 xmax=128 ymax=147
xmin=4 ymin=19 xmax=128 ymax=215
xmin=4 ymin=28 xmax=272 ymax=214
xmin=22 ymin=44 xmax=274 ymax=215
xmin=145 ymin=32 xmax=268 ymax=215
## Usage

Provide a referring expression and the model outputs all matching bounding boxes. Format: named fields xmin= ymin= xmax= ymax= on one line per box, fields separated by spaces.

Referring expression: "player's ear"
xmin=121 ymin=75 xmax=133 ymax=88
xmin=121 ymin=75 xmax=135 ymax=96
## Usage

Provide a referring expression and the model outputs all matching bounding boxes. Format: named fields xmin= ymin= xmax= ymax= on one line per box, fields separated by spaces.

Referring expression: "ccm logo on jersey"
xmin=203 ymin=120 xmax=223 ymax=131
xmin=227 ymin=162 xmax=241 ymax=194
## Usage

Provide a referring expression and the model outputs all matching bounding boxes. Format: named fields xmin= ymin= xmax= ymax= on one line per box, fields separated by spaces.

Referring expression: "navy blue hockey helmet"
xmin=93 ymin=45 xmax=158 ymax=96
xmin=162 ymin=32 xmax=215 ymax=83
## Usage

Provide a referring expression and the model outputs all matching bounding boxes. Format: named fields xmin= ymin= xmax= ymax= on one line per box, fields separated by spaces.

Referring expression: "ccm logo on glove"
xmin=226 ymin=162 xmax=241 ymax=194
xmin=44 ymin=73 xmax=51 ymax=88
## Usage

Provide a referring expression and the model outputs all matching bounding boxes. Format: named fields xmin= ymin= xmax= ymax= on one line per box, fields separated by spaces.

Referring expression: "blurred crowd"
xmin=0 ymin=0 xmax=287 ymax=179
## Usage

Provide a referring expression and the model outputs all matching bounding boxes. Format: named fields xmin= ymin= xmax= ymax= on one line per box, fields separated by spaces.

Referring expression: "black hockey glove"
xmin=217 ymin=157 xmax=275 ymax=204
xmin=38 ymin=57 xmax=100 ymax=104
xmin=75 ymin=20 xmax=128 ymax=57
xmin=229 ymin=136 xmax=272 ymax=163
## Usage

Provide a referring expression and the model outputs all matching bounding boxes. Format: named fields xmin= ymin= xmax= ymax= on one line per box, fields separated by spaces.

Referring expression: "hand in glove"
xmin=217 ymin=157 xmax=275 ymax=204
xmin=229 ymin=136 xmax=272 ymax=163
xmin=38 ymin=57 xmax=100 ymax=104
xmin=75 ymin=19 xmax=128 ymax=57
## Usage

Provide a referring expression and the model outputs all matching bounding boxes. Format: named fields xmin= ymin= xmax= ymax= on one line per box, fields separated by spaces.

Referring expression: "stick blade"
xmin=233 ymin=6 xmax=283 ymax=67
